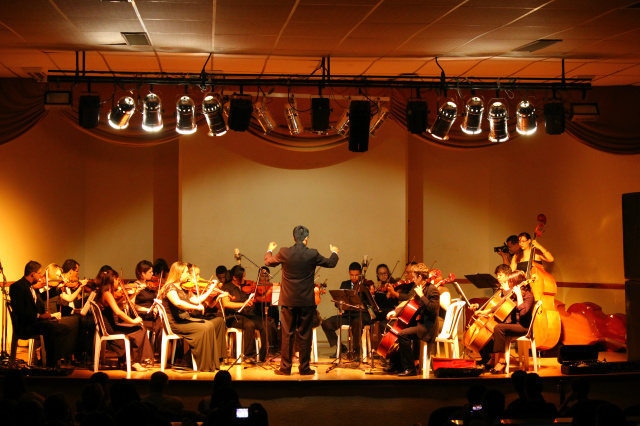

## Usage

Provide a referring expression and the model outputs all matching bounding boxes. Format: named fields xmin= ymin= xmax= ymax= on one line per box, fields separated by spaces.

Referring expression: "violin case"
xmin=558 ymin=345 xmax=609 ymax=375
xmin=431 ymin=357 xmax=482 ymax=378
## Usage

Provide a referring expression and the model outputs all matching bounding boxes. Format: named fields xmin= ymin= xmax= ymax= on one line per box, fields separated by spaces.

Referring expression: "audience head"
xmin=481 ymin=389 xmax=506 ymax=422
xmin=466 ymin=384 xmax=487 ymax=406
xmin=80 ymin=383 xmax=106 ymax=413
xmin=510 ymin=370 xmax=528 ymax=398
xmin=213 ymin=370 xmax=232 ymax=391
xmin=109 ymin=378 xmax=140 ymax=412
xmin=149 ymin=371 xmax=169 ymax=394
xmin=43 ymin=392 xmax=73 ymax=425
xmin=524 ymin=373 xmax=544 ymax=400
xmin=595 ymin=403 xmax=625 ymax=426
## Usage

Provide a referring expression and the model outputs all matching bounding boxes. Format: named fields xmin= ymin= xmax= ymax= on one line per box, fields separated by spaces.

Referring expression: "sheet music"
xmin=80 ymin=291 xmax=96 ymax=316
xmin=238 ymin=292 xmax=255 ymax=313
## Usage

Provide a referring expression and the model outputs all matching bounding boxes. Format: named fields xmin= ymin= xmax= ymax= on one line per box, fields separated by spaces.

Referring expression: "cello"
xmin=524 ymin=214 xmax=561 ymax=351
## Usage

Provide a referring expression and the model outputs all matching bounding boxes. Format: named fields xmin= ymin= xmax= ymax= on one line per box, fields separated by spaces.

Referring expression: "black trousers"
xmin=226 ymin=314 xmax=268 ymax=361
xmin=395 ymin=324 xmax=427 ymax=371
xmin=321 ymin=311 xmax=372 ymax=352
xmin=279 ymin=305 xmax=315 ymax=372
xmin=492 ymin=322 xmax=528 ymax=353
xmin=30 ymin=319 xmax=71 ymax=368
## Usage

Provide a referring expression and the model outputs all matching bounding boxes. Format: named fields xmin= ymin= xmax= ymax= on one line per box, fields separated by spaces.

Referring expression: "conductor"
xmin=265 ymin=225 xmax=339 ymax=376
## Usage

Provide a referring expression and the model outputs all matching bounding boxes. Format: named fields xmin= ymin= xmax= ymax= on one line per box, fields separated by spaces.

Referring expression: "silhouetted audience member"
xmin=508 ymin=373 xmax=558 ymax=419
xmin=198 ymin=370 xmax=233 ymax=415
xmin=503 ymin=370 xmax=528 ymax=418
xmin=1 ymin=369 xmax=44 ymax=403
xmin=248 ymin=402 xmax=269 ymax=426
xmin=142 ymin=371 xmax=185 ymax=422
xmin=14 ymin=397 xmax=46 ymax=426
xmin=44 ymin=392 xmax=74 ymax=426
xmin=202 ymin=387 xmax=240 ymax=426
xmin=595 ymin=402 xmax=625 ymax=426
xmin=89 ymin=372 xmax=111 ymax=407
xmin=446 ymin=384 xmax=487 ymax=425
xmin=109 ymin=378 xmax=140 ymax=414
xmin=475 ymin=389 xmax=505 ymax=425
xmin=75 ymin=383 xmax=107 ymax=424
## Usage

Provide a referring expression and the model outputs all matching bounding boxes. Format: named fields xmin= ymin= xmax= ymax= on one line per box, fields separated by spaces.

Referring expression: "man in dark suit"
xmin=321 ymin=262 xmax=373 ymax=360
xmin=385 ymin=262 xmax=440 ymax=376
xmin=9 ymin=261 xmax=72 ymax=368
xmin=264 ymin=225 xmax=338 ymax=376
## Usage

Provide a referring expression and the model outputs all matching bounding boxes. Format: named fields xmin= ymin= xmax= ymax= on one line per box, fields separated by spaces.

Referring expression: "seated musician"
xmin=253 ymin=266 xmax=279 ymax=355
xmin=153 ymin=258 xmax=170 ymax=282
xmin=9 ymin=261 xmax=73 ymax=368
xmin=219 ymin=266 xmax=269 ymax=363
xmin=95 ymin=268 xmax=153 ymax=372
xmin=384 ymin=262 xmax=440 ymax=376
xmin=159 ymin=261 xmax=227 ymax=371
xmin=132 ymin=260 xmax=163 ymax=336
xmin=396 ymin=262 xmax=418 ymax=301
xmin=40 ymin=263 xmax=63 ymax=313
xmin=58 ymin=259 xmax=90 ymax=317
xmin=511 ymin=232 xmax=554 ymax=272
xmin=321 ymin=262 xmax=373 ymax=361
xmin=477 ymin=269 xmax=535 ymax=374
xmin=215 ymin=265 xmax=231 ymax=285
xmin=429 ymin=269 xmax=452 ymax=332
xmin=373 ymin=264 xmax=400 ymax=327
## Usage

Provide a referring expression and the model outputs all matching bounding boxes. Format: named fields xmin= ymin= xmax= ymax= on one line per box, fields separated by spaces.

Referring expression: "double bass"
xmin=524 ymin=214 xmax=561 ymax=351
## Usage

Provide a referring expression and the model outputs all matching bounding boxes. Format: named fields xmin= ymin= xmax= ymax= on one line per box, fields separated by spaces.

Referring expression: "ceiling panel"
xmin=363 ymin=6 xmax=451 ymax=24
xmin=262 ymin=57 xmax=324 ymax=74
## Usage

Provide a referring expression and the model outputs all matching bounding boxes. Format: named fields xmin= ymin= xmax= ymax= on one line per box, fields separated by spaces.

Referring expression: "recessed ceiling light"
xmin=513 ymin=39 xmax=562 ymax=53
xmin=121 ymin=32 xmax=151 ymax=46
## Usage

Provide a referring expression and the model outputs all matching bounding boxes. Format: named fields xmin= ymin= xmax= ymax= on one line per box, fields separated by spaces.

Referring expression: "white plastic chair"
xmin=153 ymin=299 xmax=197 ymax=371
xmin=89 ymin=301 xmax=131 ymax=375
xmin=335 ymin=324 xmax=371 ymax=360
xmin=505 ymin=300 xmax=543 ymax=374
xmin=434 ymin=300 xmax=466 ymax=358
xmin=226 ymin=327 xmax=261 ymax=361
xmin=7 ymin=302 xmax=46 ymax=366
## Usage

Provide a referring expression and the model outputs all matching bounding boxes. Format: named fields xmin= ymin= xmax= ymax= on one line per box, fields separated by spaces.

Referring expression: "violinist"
xmin=59 ymin=259 xmax=90 ymax=316
xmin=132 ymin=260 xmax=163 ymax=336
xmin=428 ymin=269 xmax=452 ymax=332
xmin=477 ymin=269 xmax=535 ymax=374
xmin=96 ymin=269 xmax=154 ymax=372
xmin=159 ymin=261 xmax=227 ymax=371
xmin=396 ymin=262 xmax=418 ymax=301
xmin=215 ymin=265 xmax=231 ymax=285
xmin=38 ymin=263 xmax=63 ymax=313
xmin=253 ymin=266 xmax=279 ymax=355
xmin=153 ymin=258 xmax=170 ymax=282
xmin=373 ymin=264 xmax=400 ymax=324
xmin=384 ymin=262 xmax=440 ymax=376
xmin=321 ymin=262 xmax=373 ymax=361
xmin=511 ymin=232 xmax=554 ymax=273
xmin=219 ymin=266 xmax=269 ymax=364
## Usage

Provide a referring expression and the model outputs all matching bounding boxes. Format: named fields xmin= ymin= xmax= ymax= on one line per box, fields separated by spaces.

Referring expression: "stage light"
xmin=202 ymin=94 xmax=227 ymax=136
xmin=406 ymin=100 xmax=428 ymax=134
xmin=461 ymin=97 xmax=484 ymax=135
xmin=428 ymin=101 xmax=457 ymax=140
xmin=108 ymin=96 xmax=135 ymax=129
xmin=516 ymin=100 xmax=537 ymax=135
xmin=253 ymin=101 xmax=276 ymax=134
xmin=369 ymin=106 xmax=389 ymax=137
xmin=284 ymin=98 xmax=304 ymax=135
xmin=335 ymin=108 xmax=350 ymax=137
xmin=141 ymin=93 xmax=163 ymax=132
xmin=488 ymin=101 xmax=509 ymax=142
xmin=175 ymin=96 xmax=197 ymax=135
xmin=544 ymin=100 xmax=565 ymax=135
xmin=228 ymin=95 xmax=253 ymax=131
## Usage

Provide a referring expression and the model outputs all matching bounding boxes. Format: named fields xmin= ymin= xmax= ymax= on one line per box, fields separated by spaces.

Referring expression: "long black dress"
xmin=99 ymin=298 xmax=153 ymax=364
xmin=162 ymin=283 xmax=227 ymax=371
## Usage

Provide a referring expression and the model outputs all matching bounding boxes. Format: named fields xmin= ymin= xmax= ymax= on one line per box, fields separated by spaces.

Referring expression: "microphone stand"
xmin=236 ymin=252 xmax=272 ymax=371
xmin=0 ymin=261 xmax=10 ymax=362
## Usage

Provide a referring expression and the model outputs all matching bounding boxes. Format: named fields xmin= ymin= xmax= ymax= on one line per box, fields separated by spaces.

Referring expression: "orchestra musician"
xmin=385 ymin=262 xmax=440 ymax=376
xmin=132 ymin=260 xmax=163 ymax=336
xmin=476 ymin=269 xmax=535 ymax=374
xmin=215 ymin=265 xmax=231 ymax=285
xmin=9 ymin=261 xmax=73 ymax=368
xmin=397 ymin=262 xmax=418 ymax=301
xmin=59 ymin=259 xmax=90 ymax=316
xmin=96 ymin=269 xmax=153 ymax=372
xmin=511 ymin=232 xmax=554 ymax=273
xmin=372 ymin=264 xmax=400 ymax=327
xmin=219 ymin=266 xmax=270 ymax=364
xmin=153 ymin=258 xmax=170 ymax=282
xmin=253 ymin=266 xmax=280 ymax=355
xmin=264 ymin=225 xmax=339 ymax=376
xmin=320 ymin=262 xmax=373 ymax=361
xmin=159 ymin=261 xmax=227 ymax=371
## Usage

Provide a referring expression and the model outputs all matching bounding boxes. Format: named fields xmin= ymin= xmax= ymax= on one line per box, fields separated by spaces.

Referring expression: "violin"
xmin=180 ymin=277 xmax=214 ymax=290
xmin=316 ymin=281 xmax=327 ymax=295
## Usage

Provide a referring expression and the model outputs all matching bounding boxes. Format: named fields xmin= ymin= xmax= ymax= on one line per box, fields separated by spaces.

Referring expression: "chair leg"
xmin=452 ymin=339 xmax=459 ymax=359
xmin=505 ymin=339 xmax=512 ymax=374
xmin=124 ymin=339 xmax=131 ymax=375
xmin=531 ymin=339 xmax=538 ymax=373
xmin=94 ymin=334 xmax=100 ymax=372
xmin=160 ymin=334 xmax=168 ymax=371
xmin=27 ymin=338 xmax=35 ymax=366
xmin=311 ymin=328 xmax=318 ymax=363
xmin=39 ymin=336 xmax=46 ymax=366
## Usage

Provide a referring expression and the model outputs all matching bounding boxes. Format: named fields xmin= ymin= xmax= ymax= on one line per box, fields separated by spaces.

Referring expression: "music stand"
xmin=464 ymin=274 xmax=499 ymax=291
xmin=326 ymin=289 xmax=364 ymax=372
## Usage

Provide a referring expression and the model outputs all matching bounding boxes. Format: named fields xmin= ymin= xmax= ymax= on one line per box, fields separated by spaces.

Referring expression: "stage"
xmin=4 ymin=344 xmax=640 ymax=426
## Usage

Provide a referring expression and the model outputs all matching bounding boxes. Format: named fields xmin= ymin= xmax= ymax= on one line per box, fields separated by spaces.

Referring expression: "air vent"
xmin=513 ymin=39 xmax=562 ymax=52
xmin=121 ymin=32 xmax=151 ymax=46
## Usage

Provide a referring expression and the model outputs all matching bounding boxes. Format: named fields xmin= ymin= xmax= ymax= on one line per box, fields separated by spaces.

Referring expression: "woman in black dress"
xmin=159 ymin=261 xmax=227 ymax=371
xmin=95 ymin=269 xmax=153 ymax=372
xmin=511 ymin=232 xmax=554 ymax=273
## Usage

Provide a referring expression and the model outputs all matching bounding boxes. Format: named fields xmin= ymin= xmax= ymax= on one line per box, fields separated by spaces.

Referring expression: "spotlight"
xmin=369 ymin=106 xmax=389 ymax=137
xmin=142 ymin=93 xmax=163 ymax=132
xmin=253 ymin=101 xmax=276 ymax=134
xmin=348 ymin=100 xmax=371 ymax=152
xmin=108 ymin=96 xmax=135 ymax=129
xmin=488 ymin=101 xmax=509 ymax=142
xmin=429 ymin=101 xmax=457 ymax=140
xmin=311 ymin=98 xmax=330 ymax=132
xmin=543 ymin=100 xmax=565 ymax=135
xmin=406 ymin=100 xmax=428 ymax=134
xmin=175 ymin=96 xmax=197 ymax=135
xmin=228 ymin=94 xmax=253 ymax=131
xmin=516 ymin=100 xmax=537 ymax=135
xmin=461 ymin=97 xmax=484 ymax=135
xmin=284 ymin=98 xmax=303 ymax=135
xmin=335 ymin=108 xmax=350 ymax=136
xmin=202 ymin=94 xmax=228 ymax=136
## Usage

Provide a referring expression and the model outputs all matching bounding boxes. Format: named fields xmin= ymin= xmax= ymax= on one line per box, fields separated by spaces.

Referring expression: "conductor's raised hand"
xmin=268 ymin=242 xmax=277 ymax=252
xmin=330 ymin=244 xmax=339 ymax=254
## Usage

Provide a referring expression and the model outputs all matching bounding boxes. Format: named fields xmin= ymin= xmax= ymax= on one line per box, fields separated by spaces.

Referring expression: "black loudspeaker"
xmin=348 ymin=101 xmax=371 ymax=152
xmin=311 ymin=98 xmax=330 ymax=132
xmin=623 ymin=192 xmax=640 ymax=280
xmin=78 ymin=95 xmax=101 ymax=129
xmin=228 ymin=97 xmax=253 ymax=131
xmin=406 ymin=100 xmax=428 ymax=134
xmin=544 ymin=102 xmax=565 ymax=135
xmin=557 ymin=344 xmax=599 ymax=364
